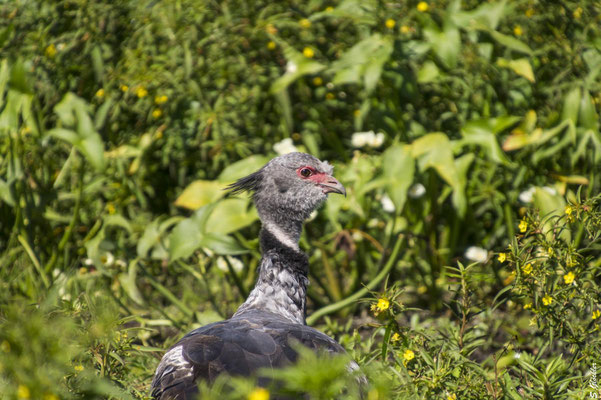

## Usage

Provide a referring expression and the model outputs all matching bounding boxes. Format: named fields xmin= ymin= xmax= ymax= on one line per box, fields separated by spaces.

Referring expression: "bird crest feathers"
xmin=226 ymin=170 xmax=262 ymax=195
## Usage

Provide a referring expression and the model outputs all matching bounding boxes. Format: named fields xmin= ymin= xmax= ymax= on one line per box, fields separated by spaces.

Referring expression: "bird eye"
xmin=300 ymin=168 xmax=313 ymax=177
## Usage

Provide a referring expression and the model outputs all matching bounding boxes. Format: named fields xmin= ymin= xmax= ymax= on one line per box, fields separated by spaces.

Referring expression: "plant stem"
xmin=306 ymin=234 xmax=404 ymax=325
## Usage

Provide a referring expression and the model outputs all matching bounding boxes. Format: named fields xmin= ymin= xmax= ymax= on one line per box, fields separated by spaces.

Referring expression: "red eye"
xmin=299 ymin=168 xmax=313 ymax=178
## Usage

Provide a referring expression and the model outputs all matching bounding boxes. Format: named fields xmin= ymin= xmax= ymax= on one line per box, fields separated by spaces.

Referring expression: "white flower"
xmin=464 ymin=246 xmax=488 ymax=263
xmin=216 ymin=256 xmax=244 ymax=273
xmin=326 ymin=82 xmax=334 ymax=89
xmin=286 ymin=61 xmax=297 ymax=73
xmin=367 ymin=132 xmax=385 ymax=148
xmin=520 ymin=186 xmax=557 ymax=203
xmin=381 ymin=194 xmax=395 ymax=213
xmin=542 ymin=186 xmax=557 ymax=196
xmin=100 ymin=252 xmax=115 ymax=267
xmin=273 ymin=138 xmax=298 ymax=155
xmin=351 ymin=131 xmax=384 ymax=148
xmin=408 ymin=183 xmax=426 ymax=199
xmin=514 ymin=352 xmax=521 ymax=359
xmin=518 ymin=187 xmax=535 ymax=203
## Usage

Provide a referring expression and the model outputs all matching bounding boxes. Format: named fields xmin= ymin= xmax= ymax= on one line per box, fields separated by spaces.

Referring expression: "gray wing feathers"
xmin=151 ymin=311 xmax=344 ymax=399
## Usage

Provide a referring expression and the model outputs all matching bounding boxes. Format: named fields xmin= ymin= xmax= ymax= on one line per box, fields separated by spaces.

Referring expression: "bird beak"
xmin=319 ymin=176 xmax=346 ymax=197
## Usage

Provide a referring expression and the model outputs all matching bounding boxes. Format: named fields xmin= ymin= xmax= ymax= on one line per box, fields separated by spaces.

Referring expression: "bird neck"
xmin=233 ymin=223 xmax=309 ymax=324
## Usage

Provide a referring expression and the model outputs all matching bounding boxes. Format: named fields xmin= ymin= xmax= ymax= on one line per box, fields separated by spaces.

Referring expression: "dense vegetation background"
xmin=1 ymin=0 xmax=600 ymax=398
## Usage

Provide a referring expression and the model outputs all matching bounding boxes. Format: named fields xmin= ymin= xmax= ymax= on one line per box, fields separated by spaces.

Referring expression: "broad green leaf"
xmin=423 ymin=19 xmax=461 ymax=69
xmin=329 ymin=34 xmax=393 ymax=93
xmin=137 ymin=220 xmax=161 ymax=258
xmin=118 ymin=261 xmax=144 ymax=305
xmin=270 ymin=45 xmax=325 ymax=93
xmin=174 ymin=180 xmax=225 ymax=210
xmin=459 ymin=117 xmax=519 ymax=164
xmin=561 ymin=87 xmax=580 ymax=124
xmin=452 ymin=153 xmax=474 ymax=217
xmin=451 ymin=0 xmax=507 ymax=31
xmin=578 ymin=90 xmax=599 ymax=130
xmin=0 ymin=59 xmax=9 ymax=107
xmin=411 ymin=133 xmax=459 ymax=188
xmin=497 ymin=58 xmax=535 ymax=82
xmin=0 ymin=178 xmax=14 ymax=206
xmin=200 ymin=233 xmax=247 ymax=255
xmin=51 ymin=93 xmax=105 ymax=170
xmin=417 ymin=61 xmax=440 ymax=83
xmin=205 ymin=198 xmax=258 ymax=235
xmin=8 ymin=58 xmax=33 ymax=94
xmin=217 ymin=155 xmax=269 ymax=182
xmin=0 ymin=90 xmax=28 ymax=133
xmin=168 ymin=206 xmax=214 ymax=261
xmin=532 ymin=188 xmax=569 ymax=242
xmin=489 ymin=30 xmax=532 ymax=55
xmin=382 ymin=144 xmax=414 ymax=212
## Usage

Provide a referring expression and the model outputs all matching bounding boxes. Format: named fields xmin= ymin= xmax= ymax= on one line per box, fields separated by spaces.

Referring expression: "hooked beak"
xmin=319 ymin=176 xmax=346 ymax=197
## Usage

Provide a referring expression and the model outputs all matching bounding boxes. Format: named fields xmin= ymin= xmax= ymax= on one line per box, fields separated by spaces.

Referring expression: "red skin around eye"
xmin=296 ymin=166 xmax=329 ymax=183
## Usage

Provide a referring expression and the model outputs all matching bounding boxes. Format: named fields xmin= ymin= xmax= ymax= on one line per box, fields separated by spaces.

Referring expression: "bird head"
xmin=227 ymin=152 xmax=345 ymax=222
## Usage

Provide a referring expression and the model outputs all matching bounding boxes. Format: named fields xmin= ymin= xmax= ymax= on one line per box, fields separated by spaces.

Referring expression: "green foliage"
xmin=1 ymin=0 xmax=601 ymax=398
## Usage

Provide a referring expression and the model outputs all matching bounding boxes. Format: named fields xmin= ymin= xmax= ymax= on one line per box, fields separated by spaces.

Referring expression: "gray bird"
xmin=151 ymin=152 xmax=355 ymax=399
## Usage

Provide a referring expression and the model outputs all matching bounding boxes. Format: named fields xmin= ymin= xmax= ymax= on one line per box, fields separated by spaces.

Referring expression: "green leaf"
xmin=382 ymin=144 xmax=414 ymax=212
xmin=578 ymin=90 xmax=599 ymax=130
xmin=329 ymin=34 xmax=393 ymax=92
xmin=50 ymin=93 xmax=105 ymax=170
xmin=497 ymin=58 xmax=535 ymax=82
xmin=270 ymin=45 xmax=325 ymax=94
xmin=205 ymin=198 xmax=258 ymax=235
xmin=217 ymin=155 xmax=269 ymax=182
xmin=488 ymin=30 xmax=532 ymax=55
xmin=200 ymin=233 xmax=247 ymax=255
xmin=561 ymin=87 xmax=581 ymax=125
xmin=423 ymin=18 xmax=461 ymax=69
xmin=0 ymin=178 xmax=14 ymax=206
xmin=451 ymin=0 xmax=507 ymax=31
xmin=174 ymin=180 xmax=225 ymax=210
xmin=168 ymin=206 xmax=215 ymax=261
xmin=417 ymin=61 xmax=440 ymax=83
xmin=459 ymin=117 xmax=519 ymax=164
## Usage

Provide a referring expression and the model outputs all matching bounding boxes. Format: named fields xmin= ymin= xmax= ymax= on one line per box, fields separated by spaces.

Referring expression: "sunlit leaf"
xmin=205 ymin=198 xmax=258 ymax=235
xmin=174 ymin=180 xmax=225 ymax=210
xmin=382 ymin=144 xmax=414 ymax=213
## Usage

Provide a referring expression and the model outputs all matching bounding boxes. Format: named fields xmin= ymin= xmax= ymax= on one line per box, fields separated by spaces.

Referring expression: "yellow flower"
xmin=325 ymin=92 xmax=335 ymax=100
xmin=547 ymin=247 xmax=554 ymax=257
xmin=45 ymin=44 xmax=57 ymax=58
xmin=107 ymin=202 xmax=116 ymax=214
xmin=303 ymin=47 xmax=314 ymax=58
xmin=152 ymin=109 xmax=163 ymax=119
xmin=1 ymin=340 xmax=10 ymax=352
xmin=592 ymin=310 xmax=601 ymax=320
xmin=248 ymin=387 xmax=269 ymax=400
xmin=400 ymin=25 xmax=411 ymax=34
xmin=43 ymin=394 xmax=59 ymax=400
xmin=522 ymin=263 xmax=532 ymax=275
xmin=95 ymin=88 xmax=105 ymax=98
xmin=136 ymin=87 xmax=148 ymax=98
xmin=524 ymin=303 xmax=532 ymax=310
xmin=74 ymin=365 xmax=84 ymax=372
xmin=529 ymin=316 xmax=537 ymax=326
xmin=120 ymin=84 xmax=129 ymax=92
xmin=267 ymin=41 xmax=276 ymax=50
xmin=17 ymin=385 xmax=30 ymax=399
xmin=417 ymin=2 xmax=429 ymax=12
xmin=403 ymin=349 xmax=415 ymax=361
xmin=353 ymin=109 xmax=361 ymax=117
xmin=299 ymin=18 xmax=311 ymax=28
xmin=498 ymin=253 xmax=507 ymax=263
xmin=513 ymin=25 xmax=523 ymax=36
xmin=313 ymin=77 xmax=323 ymax=86
xmin=573 ymin=7 xmax=583 ymax=19
xmin=563 ymin=271 xmax=575 ymax=285
xmin=503 ymin=271 xmax=515 ymax=286
xmin=155 ymin=95 xmax=168 ymax=104
xmin=447 ymin=394 xmax=457 ymax=400
xmin=525 ymin=8 xmax=535 ymax=17
xmin=391 ymin=333 xmax=401 ymax=342
xmin=385 ymin=19 xmax=396 ymax=29
xmin=518 ymin=219 xmax=528 ymax=233
xmin=564 ymin=205 xmax=574 ymax=215
xmin=376 ymin=298 xmax=390 ymax=312
xmin=79 ymin=267 xmax=87 ymax=275
xmin=325 ymin=6 xmax=334 ymax=12
xmin=542 ymin=295 xmax=552 ymax=306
